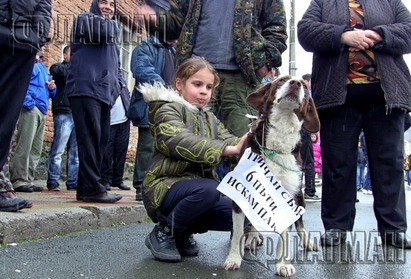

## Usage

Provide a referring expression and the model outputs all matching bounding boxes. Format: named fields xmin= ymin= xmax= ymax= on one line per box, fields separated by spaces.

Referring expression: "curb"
xmin=0 ymin=204 xmax=147 ymax=244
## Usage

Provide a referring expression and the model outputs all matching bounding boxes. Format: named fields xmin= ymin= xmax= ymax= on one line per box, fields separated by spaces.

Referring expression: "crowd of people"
xmin=1 ymin=0 xmax=411 ymax=266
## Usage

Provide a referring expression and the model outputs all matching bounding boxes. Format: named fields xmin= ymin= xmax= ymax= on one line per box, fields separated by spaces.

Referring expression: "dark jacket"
xmin=156 ymin=0 xmax=287 ymax=86
xmin=0 ymin=0 xmax=52 ymax=50
xmin=65 ymin=0 xmax=121 ymax=106
xmin=50 ymin=60 xmax=70 ymax=114
xmin=128 ymin=36 xmax=176 ymax=128
xmin=297 ymin=0 xmax=411 ymax=111
xmin=118 ymin=73 xmax=130 ymax=113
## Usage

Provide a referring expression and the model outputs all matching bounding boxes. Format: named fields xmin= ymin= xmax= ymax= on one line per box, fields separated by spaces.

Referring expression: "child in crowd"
xmin=311 ymin=132 xmax=322 ymax=179
xmin=357 ymin=139 xmax=367 ymax=191
xmin=404 ymin=154 xmax=411 ymax=188
xmin=139 ymin=57 xmax=248 ymax=262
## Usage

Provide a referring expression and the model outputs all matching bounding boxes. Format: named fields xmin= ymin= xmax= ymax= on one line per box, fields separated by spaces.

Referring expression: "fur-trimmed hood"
xmin=137 ymin=82 xmax=199 ymax=113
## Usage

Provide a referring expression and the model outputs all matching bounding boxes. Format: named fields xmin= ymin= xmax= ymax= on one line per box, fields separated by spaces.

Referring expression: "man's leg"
xmin=214 ymin=71 xmax=257 ymax=137
xmin=66 ymin=114 xmax=79 ymax=190
xmin=111 ymin=120 xmax=130 ymax=186
xmin=10 ymin=109 xmax=38 ymax=188
xmin=47 ymin=113 xmax=75 ymax=189
xmin=70 ymin=97 xmax=107 ymax=197
xmin=100 ymin=124 xmax=116 ymax=187
xmin=0 ymin=47 xmax=36 ymax=169
xmin=27 ymin=108 xmax=45 ymax=185
xmin=320 ymin=104 xmax=362 ymax=232
xmin=133 ymin=127 xmax=154 ymax=199
xmin=364 ymin=107 xmax=406 ymax=234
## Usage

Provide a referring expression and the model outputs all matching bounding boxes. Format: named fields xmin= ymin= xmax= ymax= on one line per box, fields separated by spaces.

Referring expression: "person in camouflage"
xmin=140 ymin=0 xmax=288 ymax=137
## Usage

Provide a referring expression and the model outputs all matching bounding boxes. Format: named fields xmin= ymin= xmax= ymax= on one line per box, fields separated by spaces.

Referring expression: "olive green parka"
xmin=138 ymin=83 xmax=239 ymax=221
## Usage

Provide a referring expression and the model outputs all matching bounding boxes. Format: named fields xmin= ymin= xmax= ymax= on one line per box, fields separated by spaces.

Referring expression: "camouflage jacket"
xmin=161 ymin=0 xmax=288 ymax=86
xmin=138 ymin=83 xmax=239 ymax=222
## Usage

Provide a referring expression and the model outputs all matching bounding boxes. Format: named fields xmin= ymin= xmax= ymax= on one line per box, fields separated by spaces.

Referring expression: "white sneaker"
xmin=363 ymin=189 xmax=372 ymax=195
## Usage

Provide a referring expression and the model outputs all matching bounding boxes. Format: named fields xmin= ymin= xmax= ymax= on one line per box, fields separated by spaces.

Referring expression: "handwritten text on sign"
xmin=217 ymin=148 xmax=305 ymax=234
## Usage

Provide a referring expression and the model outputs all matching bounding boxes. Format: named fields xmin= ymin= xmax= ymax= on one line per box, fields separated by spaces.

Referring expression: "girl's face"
xmin=311 ymin=134 xmax=316 ymax=142
xmin=175 ymin=68 xmax=215 ymax=109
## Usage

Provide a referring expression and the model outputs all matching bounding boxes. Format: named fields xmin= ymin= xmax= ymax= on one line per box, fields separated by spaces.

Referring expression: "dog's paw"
xmin=299 ymin=238 xmax=319 ymax=251
xmin=223 ymin=254 xmax=242 ymax=270
xmin=275 ymin=263 xmax=296 ymax=277
xmin=245 ymin=231 xmax=263 ymax=251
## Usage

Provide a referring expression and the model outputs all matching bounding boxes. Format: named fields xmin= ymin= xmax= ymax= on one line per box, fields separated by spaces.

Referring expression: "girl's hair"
xmin=173 ymin=56 xmax=220 ymax=89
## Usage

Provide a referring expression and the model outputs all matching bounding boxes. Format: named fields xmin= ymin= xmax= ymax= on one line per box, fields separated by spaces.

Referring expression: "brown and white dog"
xmin=223 ymin=75 xmax=320 ymax=277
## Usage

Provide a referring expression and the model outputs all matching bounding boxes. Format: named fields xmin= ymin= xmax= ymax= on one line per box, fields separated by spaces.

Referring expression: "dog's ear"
xmin=303 ymin=97 xmax=320 ymax=133
xmin=246 ymin=82 xmax=272 ymax=110
xmin=295 ymin=96 xmax=320 ymax=133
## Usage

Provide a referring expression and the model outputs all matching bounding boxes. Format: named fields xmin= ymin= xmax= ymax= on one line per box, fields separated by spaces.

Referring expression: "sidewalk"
xmin=0 ymin=180 xmax=146 ymax=245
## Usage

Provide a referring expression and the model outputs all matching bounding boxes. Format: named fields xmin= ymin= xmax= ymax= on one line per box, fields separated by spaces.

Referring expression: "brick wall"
xmin=21 ymin=0 xmax=142 ymax=179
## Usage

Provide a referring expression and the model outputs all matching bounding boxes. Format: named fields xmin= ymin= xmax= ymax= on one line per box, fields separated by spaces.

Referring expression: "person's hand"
xmin=341 ymin=29 xmax=375 ymax=51
xmin=343 ymin=29 xmax=383 ymax=52
xmin=363 ymin=29 xmax=383 ymax=43
xmin=236 ymin=133 xmax=249 ymax=153
xmin=223 ymin=133 xmax=249 ymax=156
xmin=46 ymin=80 xmax=55 ymax=90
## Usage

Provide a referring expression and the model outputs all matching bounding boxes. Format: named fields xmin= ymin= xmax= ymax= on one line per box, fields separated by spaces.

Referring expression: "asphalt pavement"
xmin=1 ymin=180 xmax=411 ymax=279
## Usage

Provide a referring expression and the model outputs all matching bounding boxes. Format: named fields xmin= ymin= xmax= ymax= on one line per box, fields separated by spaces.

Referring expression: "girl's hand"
xmin=222 ymin=133 xmax=249 ymax=156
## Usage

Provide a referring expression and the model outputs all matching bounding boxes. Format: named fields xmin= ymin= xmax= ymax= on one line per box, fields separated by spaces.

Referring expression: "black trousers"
xmin=0 ymin=46 xmax=37 ymax=169
xmin=101 ymin=119 xmax=130 ymax=185
xmin=159 ymin=178 xmax=233 ymax=233
xmin=320 ymin=84 xmax=406 ymax=234
xmin=69 ymin=97 xmax=110 ymax=197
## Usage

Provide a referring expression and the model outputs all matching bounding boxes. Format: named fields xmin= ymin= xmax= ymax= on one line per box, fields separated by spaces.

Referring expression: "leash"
xmin=247 ymin=114 xmax=301 ymax=172
xmin=254 ymin=135 xmax=301 ymax=173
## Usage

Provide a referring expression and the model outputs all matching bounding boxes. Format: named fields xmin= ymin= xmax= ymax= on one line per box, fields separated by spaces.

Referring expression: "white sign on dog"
xmin=217 ymin=148 xmax=305 ymax=234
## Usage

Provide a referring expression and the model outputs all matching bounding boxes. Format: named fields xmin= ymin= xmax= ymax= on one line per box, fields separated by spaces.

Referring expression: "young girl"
xmin=311 ymin=132 xmax=322 ymax=178
xmin=404 ymin=154 xmax=411 ymax=188
xmin=138 ymin=57 xmax=248 ymax=262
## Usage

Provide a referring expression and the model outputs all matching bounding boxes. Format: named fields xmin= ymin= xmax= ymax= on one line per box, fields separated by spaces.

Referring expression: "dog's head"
xmin=246 ymin=75 xmax=320 ymax=133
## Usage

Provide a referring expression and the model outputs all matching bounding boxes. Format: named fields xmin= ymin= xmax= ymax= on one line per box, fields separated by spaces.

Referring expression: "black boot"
xmin=145 ymin=224 xmax=181 ymax=262
xmin=176 ymin=233 xmax=200 ymax=256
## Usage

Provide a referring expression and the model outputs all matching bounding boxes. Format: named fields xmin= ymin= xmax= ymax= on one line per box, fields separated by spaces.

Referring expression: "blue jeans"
xmin=47 ymin=113 xmax=79 ymax=189
xmin=356 ymin=163 xmax=365 ymax=189
xmin=405 ymin=170 xmax=411 ymax=186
